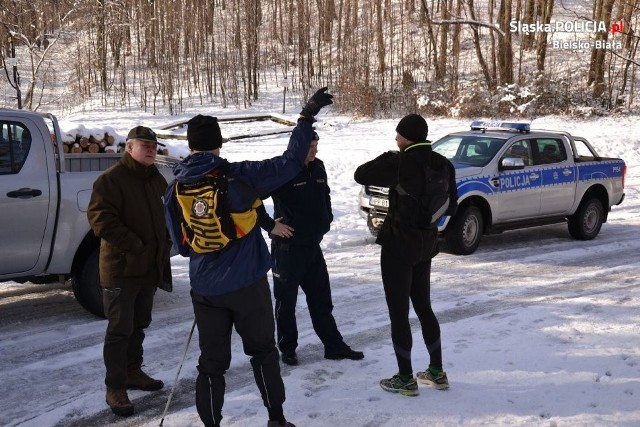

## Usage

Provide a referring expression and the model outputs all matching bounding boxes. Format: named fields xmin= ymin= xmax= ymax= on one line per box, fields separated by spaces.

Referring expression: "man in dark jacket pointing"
xmin=354 ymin=114 xmax=457 ymax=397
xmin=164 ymin=88 xmax=333 ymax=427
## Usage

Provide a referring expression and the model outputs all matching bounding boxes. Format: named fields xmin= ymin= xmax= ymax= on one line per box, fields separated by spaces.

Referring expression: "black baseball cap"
xmin=126 ymin=126 xmax=165 ymax=146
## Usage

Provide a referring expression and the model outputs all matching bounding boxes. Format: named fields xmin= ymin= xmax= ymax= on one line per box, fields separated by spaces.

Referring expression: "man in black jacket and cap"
xmin=269 ymin=131 xmax=364 ymax=366
xmin=354 ymin=114 xmax=457 ymax=396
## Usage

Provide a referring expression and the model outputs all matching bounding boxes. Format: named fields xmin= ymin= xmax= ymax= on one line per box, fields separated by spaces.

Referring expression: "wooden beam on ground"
xmin=156 ymin=113 xmax=296 ymax=141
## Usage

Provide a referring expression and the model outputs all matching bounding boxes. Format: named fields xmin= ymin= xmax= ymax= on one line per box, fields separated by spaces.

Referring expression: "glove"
xmin=300 ymin=87 xmax=333 ymax=121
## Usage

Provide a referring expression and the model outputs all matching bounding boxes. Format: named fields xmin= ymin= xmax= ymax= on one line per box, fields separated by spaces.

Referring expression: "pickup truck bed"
xmin=0 ymin=109 xmax=177 ymax=317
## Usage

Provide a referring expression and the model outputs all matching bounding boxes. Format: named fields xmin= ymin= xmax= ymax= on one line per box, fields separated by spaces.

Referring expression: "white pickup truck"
xmin=359 ymin=121 xmax=627 ymax=255
xmin=0 ymin=109 xmax=176 ymax=317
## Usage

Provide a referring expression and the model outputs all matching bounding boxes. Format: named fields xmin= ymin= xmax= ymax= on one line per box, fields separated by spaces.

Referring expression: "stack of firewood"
xmin=61 ymin=133 xmax=117 ymax=154
xmin=61 ymin=132 xmax=169 ymax=155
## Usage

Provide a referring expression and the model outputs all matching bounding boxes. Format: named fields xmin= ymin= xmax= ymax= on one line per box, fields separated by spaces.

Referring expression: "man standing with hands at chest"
xmin=270 ymin=131 xmax=364 ymax=366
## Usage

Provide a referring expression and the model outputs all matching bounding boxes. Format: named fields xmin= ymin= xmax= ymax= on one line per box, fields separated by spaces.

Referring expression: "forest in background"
xmin=1 ymin=0 xmax=639 ymax=117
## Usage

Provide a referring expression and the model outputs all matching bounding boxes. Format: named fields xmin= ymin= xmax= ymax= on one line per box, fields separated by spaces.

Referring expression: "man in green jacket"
xmin=87 ymin=126 xmax=172 ymax=417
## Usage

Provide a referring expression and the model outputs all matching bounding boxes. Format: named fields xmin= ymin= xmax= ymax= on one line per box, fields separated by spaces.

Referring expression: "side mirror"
xmin=499 ymin=157 xmax=526 ymax=171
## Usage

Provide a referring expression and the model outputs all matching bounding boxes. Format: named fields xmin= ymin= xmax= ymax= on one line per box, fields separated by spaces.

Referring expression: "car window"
xmin=434 ymin=135 xmax=505 ymax=167
xmin=502 ymin=140 xmax=532 ymax=166
xmin=534 ymin=139 xmax=566 ymax=165
xmin=0 ymin=121 xmax=32 ymax=174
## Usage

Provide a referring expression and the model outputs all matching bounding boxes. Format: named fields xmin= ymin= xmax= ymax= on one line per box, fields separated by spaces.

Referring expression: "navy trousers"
xmin=271 ymin=242 xmax=345 ymax=354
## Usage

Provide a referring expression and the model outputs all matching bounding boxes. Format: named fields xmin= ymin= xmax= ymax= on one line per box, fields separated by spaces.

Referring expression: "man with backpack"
xmin=164 ymin=88 xmax=333 ymax=427
xmin=354 ymin=114 xmax=458 ymax=397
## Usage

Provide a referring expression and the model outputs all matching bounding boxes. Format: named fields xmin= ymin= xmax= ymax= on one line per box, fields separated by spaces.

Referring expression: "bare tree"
xmin=535 ymin=0 xmax=553 ymax=72
xmin=588 ymin=0 xmax=616 ymax=97
xmin=497 ymin=0 xmax=514 ymax=85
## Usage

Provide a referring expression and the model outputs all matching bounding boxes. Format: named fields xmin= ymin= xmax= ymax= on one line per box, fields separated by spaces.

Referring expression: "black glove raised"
xmin=300 ymin=87 xmax=333 ymax=121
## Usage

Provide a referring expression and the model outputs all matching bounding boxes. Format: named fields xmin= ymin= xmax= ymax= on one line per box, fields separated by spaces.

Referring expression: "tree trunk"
xmin=535 ymin=0 xmax=553 ymax=72
xmin=588 ymin=0 xmax=615 ymax=97
xmin=497 ymin=0 xmax=514 ymax=85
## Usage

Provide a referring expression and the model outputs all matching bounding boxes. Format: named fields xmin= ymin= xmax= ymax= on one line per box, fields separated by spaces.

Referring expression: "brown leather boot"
xmin=126 ymin=367 xmax=164 ymax=391
xmin=106 ymin=387 xmax=134 ymax=417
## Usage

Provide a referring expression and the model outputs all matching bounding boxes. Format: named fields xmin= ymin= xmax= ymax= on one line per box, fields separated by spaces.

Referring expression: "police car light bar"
xmin=470 ymin=121 xmax=530 ymax=132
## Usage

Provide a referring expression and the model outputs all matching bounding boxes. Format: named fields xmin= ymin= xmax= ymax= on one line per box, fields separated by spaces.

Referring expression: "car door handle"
xmin=490 ymin=177 xmax=500 ymax=187
xmin=7 ymin=188 xmax=43 ymax=198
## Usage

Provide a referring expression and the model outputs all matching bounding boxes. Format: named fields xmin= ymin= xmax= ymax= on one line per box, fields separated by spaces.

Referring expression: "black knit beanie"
xmin=187 ymin=115 xmax=223 ymax=151
xmin=395 ymin=114 xmax=428 ymax=143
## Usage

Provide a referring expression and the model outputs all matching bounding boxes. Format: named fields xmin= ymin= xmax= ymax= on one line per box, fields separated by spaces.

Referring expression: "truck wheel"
xmin=568 ymin=197 xmax=604 ymax=240
xmin=71 ymin=247 xmax=105 ymax=318
xmin=445 ymin=205 xmax=483 ymax=255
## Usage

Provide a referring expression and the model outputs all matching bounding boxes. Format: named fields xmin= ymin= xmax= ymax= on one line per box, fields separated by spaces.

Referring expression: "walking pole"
xmin=159 ymin=318 xmax=197 ymax=427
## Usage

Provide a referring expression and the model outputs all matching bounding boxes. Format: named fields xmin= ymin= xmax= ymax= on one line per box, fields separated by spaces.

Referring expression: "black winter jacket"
xmin=271 ymin=159 xmax=333 ymax=245
xmin=354 ymin=142 xmax=457 ymax=263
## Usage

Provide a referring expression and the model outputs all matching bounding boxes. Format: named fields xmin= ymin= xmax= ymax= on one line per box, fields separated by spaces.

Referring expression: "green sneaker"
xmin=379 ymin=374 xmax=419 ymax=396
xmin=416 ymin=369 xmax=449 ymax=390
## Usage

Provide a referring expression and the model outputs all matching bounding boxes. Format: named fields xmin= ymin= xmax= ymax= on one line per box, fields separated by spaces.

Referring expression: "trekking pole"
xmin=159 ymin=318 xmax=197 ymax=427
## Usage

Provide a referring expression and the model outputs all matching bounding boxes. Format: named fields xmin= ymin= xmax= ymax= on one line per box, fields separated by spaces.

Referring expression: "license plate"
xmin=370 ymin=196 xmax=389 ymax=208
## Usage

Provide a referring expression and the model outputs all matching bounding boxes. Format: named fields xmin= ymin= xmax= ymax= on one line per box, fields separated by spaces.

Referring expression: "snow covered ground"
xmin=0 ymin=99 xmax=639 ymax=427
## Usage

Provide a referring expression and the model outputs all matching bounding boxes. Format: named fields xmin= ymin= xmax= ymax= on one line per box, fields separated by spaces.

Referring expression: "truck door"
xmin=534 ymin=138 xmax=577 ymax=216
xmin=492 ymin=139 xmax=542 ymax=221
xmin=0 ymin=120 xmax=52 ymax=275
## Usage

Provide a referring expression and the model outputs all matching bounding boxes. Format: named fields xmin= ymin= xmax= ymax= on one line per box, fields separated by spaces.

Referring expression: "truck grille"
xmin=365 ymin=185 xmax=389 ymax=197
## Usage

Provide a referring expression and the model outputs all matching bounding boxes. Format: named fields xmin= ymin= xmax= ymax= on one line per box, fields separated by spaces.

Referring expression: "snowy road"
xmin=2 ymin=211 xmax=638 ymax=426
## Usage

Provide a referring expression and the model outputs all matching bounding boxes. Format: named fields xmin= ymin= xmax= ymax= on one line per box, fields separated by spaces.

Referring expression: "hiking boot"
xmin=281 ymin=351 xmax=298 ymax=366
xmin=106 ymin=387 xmax=134 ymax=417
xmin=126 ymin=367 xmax=164 ymax=391
xmin=379 ymin=374 xmax=419 ymax=396
xmin=416 ymin=369 xmax=449 ymax=390
xmin=267 ymin=420 xmax=296 ymax=427
xmin=324 ymin=346 xmax=364 ymax=361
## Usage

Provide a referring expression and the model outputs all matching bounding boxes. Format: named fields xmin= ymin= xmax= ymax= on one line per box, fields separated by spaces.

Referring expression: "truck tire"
xmin=568 ymin=197 xmax=604 ymax=240
xmin=71 ymin=247 xmax=105 ymax=318
xmin=445 ymin=205 xmax=483 ymax=255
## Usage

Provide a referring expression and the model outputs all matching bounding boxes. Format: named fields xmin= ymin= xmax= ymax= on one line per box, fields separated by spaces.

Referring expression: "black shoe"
xmin=281 ymin=351 xmax=298 ymax=366
xmin=324 ymin=346 xmax=364 ymax=361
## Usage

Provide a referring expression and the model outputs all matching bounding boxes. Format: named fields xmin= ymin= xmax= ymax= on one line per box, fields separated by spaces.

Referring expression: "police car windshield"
xmin=433 ymin=135 xmax=506 ymax=167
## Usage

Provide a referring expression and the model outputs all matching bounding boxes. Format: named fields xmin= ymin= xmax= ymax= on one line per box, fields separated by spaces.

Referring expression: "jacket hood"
xmin=173 ymin=152 xmax=226 ymax=183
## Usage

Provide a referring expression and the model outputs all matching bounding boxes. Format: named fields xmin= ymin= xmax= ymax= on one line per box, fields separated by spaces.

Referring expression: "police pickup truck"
xmin=0 ymin=109 xmax=176 ymax=316
xmin=358 ymin=121 xmax=626 ymax=255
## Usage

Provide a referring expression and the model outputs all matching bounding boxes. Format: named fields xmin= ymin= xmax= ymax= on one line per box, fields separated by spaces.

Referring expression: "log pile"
xmin=61 ymin=132 xmax=117 ymax=154
xmin=60 ymin=132 xmax=169 ymax=155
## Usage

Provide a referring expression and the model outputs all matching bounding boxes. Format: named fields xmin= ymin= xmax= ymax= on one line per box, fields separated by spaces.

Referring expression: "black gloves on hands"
xmin=300 ymin=87 xmax=333 ymax=122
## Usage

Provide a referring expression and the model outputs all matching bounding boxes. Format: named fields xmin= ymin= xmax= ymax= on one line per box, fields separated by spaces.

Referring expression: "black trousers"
xmin=102 ymin=285 xmax=155 ymax=389
xmin=191 ymin=277 xmax=285 ymax=426
xmin=380 ymin=247 xmax=442 ymax=376
xmin=271 ymin=242 xmax=345 ymax=354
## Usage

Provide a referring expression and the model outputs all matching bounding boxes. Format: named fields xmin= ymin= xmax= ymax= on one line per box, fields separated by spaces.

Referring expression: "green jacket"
xmin=88 ymin=152 xmax=171 ymax=288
